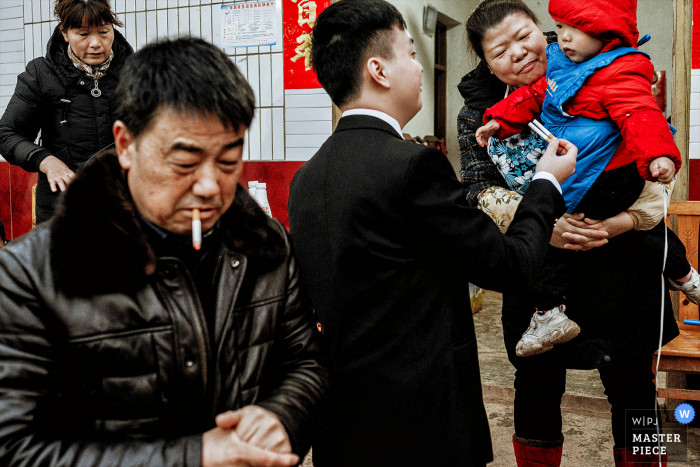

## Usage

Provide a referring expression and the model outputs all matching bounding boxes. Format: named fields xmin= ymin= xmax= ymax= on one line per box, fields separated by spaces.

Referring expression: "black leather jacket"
xmin=0 ymin=150 xmax=330 ymax=466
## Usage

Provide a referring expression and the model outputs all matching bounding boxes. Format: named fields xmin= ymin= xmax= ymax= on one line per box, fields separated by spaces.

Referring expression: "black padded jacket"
xmin=0 ymin=26 xmax=132 ymax=221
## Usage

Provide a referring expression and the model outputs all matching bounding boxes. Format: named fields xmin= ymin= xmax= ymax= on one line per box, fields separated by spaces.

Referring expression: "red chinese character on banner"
xmin=284 ymin=0 xmax=330 ymax=89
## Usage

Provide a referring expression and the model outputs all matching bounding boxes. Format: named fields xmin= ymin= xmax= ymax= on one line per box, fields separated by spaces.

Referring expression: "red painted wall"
xmin=239 ymin=160 xmax=305 ymax=231
xmin=0 ymin=160 xmax=304 ymax=242
xmin=692 ymin=0 xmax=700 ymax=200
xmin=0 ymin=162 xmax=37 ymax=241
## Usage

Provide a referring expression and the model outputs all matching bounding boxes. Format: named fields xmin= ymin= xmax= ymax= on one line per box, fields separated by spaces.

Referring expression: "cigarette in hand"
xmin=192 ymin=208 xmax=201 ymax=251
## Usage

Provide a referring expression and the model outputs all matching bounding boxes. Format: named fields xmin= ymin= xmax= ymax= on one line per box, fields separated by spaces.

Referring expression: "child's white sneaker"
xmin=515 ymin=305 xmax=581 ymax=357
xmin=669 ymin=267 xmax=700 ymax=305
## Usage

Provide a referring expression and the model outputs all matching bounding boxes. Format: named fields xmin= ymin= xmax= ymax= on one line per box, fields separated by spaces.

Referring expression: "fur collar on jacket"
xmin=50 ymin=148 xmax=287 ymax=296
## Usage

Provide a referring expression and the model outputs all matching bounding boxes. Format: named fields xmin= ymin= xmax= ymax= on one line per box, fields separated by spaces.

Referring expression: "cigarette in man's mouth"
xmin=192 ymin=208 xmax=202 ymax=251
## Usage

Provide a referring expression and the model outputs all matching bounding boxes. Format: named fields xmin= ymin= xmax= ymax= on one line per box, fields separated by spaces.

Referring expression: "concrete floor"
xmin=301 ymin=290 xmax=700 ymax=466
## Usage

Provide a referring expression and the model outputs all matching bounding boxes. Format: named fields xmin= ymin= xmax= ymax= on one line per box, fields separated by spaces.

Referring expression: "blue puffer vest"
xmin=540 ymin=42 xmax=648 ymax=212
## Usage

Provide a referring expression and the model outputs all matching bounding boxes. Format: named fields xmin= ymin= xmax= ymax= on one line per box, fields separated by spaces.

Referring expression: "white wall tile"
xmin=259 ymin=53 xmax=271 ymax=107
xmin=179 ymin=0 xmax=189 ymax=6
xmin=168 ymin=0 xmax=178 ymax=8
xmin=1 ymin=28 xmax=23 ymax=42
xmin=167 ymin=8 xmax=178 ymax=39
xmin=285 ymin=134 xmax=327 ymax=148
xmin=0 ymin=74 xmax=18 ymax=86
xmin=692 ymin=75 xmax=700 ymax=94
xmin=284 ymin=88 xmax=329 ymax=95
xmin=285 ymin=107 xmax=332 ymax=121
xmin=32 ymin=0 xmax=41 ymax=26
xmin=157 ymin=0 xmax=168 ymax=9
xmin=24 ymin=0 xmax=33 ymax=23
xmin=285 ymin=93 xmax=331 ymax=108
xmin=200 ymin=5 xmax=212 ymax=42
xmin=249 ymin=108 xmax=261 ymax=160
xmin=2 ymin=6 xmax=23 ymax=20
xmin=0 ymin=84 xmax=16 ymax=97
xmin=136 ymin=0 xmax=146 ymax=11
xmin=147 ymin=0 xmax=157 ymax=9
xmin=189 ymin=6 xmax=201 ymax=38
xmin=0 ymin=19 xmax=19 ymax=31
xmin=0 ymin=51 xmax=24 ymax=64
xmin=271 ymin=52 xmax=283 ymax=106
xmin=146 ymin=10 xmax=157 ymax=44
xmin=212 ymin=2 xmax=221 ymax=47
xmin=41 ymin=21 xmax=50 ymax=50
xmin=243 ymin=127 xmax=250 ymax=160
xmin=284 ymin=148 xmax=314 ymax=161
xmin=136 ymin=12 xmax=147 ymax=49
xmin=692 ymin=93 xmax=700 ymax=112
xmin=32 ymin=23 xmax=42 ymax=58
xmin=272 ymin=107 xmax=284 ymax=160
xmin=285 ymin=120 xmax=332 ymax=135
xmin=41 ymin=0 xmax=50 ymax=23
xmin=271 ymin=0 xmax=282 ymax=53
xmin=690 ymin=143 xmax=700 ymax=160
xmin=691 ymin=110 xmax=700 ymax=127
xmin=260 ymin=108 xmax=272 ymax=160
xmin=0 ymin=62 xmax=23 ymax=75
xmin=157 ymin=8 xmax=168 ymax=41
xmin=234 ymin=56 xmax=247 ymax=81
xmin=0 ymin=39 xmax=21 ymax=54
xmin=125 ymin=13 xmax=136 ymax=48
xmin=178 ymin=7 xmax=189 ymax=37
xmin=116 ymin=0 xmax=126 ymax=14
xmin=126 ymin=0 xmax=136 ymax=13
xmin=690 ymin=125 xmax=700 ymax=144
xmin=247 ymin=54 xmax=259 ymax=106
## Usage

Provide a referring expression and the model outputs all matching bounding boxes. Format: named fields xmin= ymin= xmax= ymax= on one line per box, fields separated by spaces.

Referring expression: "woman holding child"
xmin=460 ymin=1 xmax=686 ymax=466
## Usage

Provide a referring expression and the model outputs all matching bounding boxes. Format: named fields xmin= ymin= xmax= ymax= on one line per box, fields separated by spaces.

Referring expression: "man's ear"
xmin=113 ymin=120 xmax=134 ymax=170
xmin=365 ymin=56 xmax=391 ymax=89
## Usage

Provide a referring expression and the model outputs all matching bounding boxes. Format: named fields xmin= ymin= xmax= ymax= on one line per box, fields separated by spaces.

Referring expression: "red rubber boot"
xmin=613 ymin=448 xmax=667 ymax=466
xmin=512 ymin=434 xmax=563 ymax=467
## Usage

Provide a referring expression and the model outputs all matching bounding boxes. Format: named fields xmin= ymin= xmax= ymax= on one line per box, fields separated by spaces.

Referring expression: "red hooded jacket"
xmin=484 ymin=0 xmax=681 ymax=181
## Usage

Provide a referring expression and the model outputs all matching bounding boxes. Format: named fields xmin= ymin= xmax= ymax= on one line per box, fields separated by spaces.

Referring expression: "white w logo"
xmin=679 ymin=409 xmax=691 ymax=419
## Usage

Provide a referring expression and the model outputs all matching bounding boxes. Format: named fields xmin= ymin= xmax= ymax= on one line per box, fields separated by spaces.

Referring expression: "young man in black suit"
xmin=288 ymin=1 xmax=576 ymax=466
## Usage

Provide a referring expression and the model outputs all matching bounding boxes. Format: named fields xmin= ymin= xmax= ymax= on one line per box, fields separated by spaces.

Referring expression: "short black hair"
xmin=466 ymin=0 xmax=540 ymax=61
xmin=311 ymin=0 xmax=406 ymax=107
xmin=116 ymin=37 xmax=255 ymax=138
xmin=55 ymin=0 xmax=123 ymax=30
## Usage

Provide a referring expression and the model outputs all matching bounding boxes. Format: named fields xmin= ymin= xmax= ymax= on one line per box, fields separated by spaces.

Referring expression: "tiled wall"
xmin=0 ymin=0 xmax=333 ymax=163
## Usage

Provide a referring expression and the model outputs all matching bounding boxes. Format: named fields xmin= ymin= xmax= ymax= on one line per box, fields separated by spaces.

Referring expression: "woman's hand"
xmin=551 ymin=211 xmax=635 ymax=251
xmin=550 ymin=213 xmax=608 ymax=251
xmin=475 ymin=120 xmax=500 ymax=147
xmin=39 ymin=155 xmax=75 ymax=192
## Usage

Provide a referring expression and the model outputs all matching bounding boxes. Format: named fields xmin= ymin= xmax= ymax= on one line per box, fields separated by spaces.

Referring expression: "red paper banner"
xmin=694 ymin=0 xmax=700 ymax=68
xmin=283 ymin=0 xmax=330 ymax=89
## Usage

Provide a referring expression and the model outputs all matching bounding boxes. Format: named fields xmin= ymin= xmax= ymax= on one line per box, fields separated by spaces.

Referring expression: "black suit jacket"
xmin=289 ymin=115 xmax=566 ymax=467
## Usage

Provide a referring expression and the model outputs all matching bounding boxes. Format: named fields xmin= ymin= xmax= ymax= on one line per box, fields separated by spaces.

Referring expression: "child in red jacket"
xmin=476 ymin=0 xmax=696 ymax=357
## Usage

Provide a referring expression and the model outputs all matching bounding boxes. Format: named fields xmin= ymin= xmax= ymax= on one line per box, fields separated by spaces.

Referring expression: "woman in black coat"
xmin=0 ymin=0 xmax=133 ymax=224
xmin=459 ymin=1 xmax=678 ymax=466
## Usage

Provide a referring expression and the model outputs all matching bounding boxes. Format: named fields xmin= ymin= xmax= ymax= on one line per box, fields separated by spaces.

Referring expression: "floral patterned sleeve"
xmin=457 ymin=104 xmax=509 ymax=206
